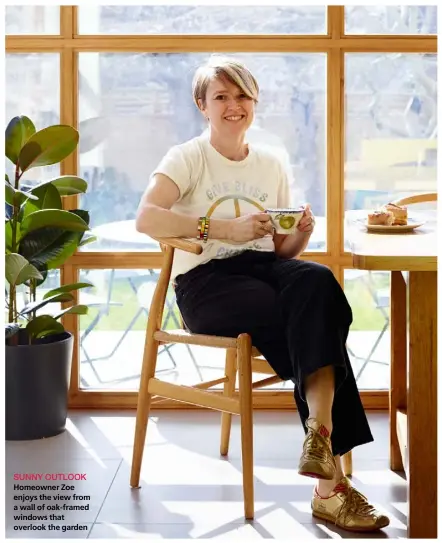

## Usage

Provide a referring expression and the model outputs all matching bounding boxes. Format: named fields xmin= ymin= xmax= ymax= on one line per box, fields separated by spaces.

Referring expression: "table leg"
xmin=408 ymin=271 xmax=437 ymax=539
xmin=390 ymin=271 xmax=407 ymax=471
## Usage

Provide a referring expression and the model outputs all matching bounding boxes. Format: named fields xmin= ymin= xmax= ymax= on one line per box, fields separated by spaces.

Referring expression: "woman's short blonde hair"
xmin=192 ymin=56 xmax=259 ymax=109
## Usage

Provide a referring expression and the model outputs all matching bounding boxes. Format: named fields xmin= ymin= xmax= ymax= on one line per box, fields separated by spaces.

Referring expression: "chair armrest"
xmin=156 ymin=237 xmax=203 ymax=255
xmin=391 ymin=193 xmax=437 ymax=206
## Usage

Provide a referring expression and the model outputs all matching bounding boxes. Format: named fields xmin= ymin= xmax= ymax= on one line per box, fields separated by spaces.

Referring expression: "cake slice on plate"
xmin=367 ymin=210 xmax=394 ymax=226
xmin=381 ymin=203 xmax=408 ymax=225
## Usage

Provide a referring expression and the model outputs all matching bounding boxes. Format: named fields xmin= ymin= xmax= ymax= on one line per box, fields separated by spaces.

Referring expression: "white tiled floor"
xmin=5 ymin=411 xmax=408 ymax=539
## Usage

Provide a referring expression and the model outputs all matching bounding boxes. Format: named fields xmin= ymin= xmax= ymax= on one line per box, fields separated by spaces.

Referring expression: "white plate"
xmin=364 ymin=219 xmax=425 ymax=233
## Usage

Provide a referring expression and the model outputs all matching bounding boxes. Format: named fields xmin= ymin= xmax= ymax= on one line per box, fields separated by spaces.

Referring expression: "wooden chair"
xmin=391 ymin=192 xmax=437 ymax=207
xmin=130 ymin=237 xmax=353 ymax=520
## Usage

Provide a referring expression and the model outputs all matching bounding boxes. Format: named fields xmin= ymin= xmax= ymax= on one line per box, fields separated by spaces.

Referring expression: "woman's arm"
xmin=136 ymin=173 xmax=272 ymax=242
xmin=135 ymin=173 xmax=231 ymax=239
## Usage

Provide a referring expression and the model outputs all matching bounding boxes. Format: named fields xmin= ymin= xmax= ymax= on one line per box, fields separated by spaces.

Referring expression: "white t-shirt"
xmin=152 ymin=134 xmax=292 ymax=280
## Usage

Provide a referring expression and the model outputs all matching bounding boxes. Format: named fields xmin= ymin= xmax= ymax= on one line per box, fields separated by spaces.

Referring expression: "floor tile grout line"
xmin=87 ymin=457 xmax=124 ymax=539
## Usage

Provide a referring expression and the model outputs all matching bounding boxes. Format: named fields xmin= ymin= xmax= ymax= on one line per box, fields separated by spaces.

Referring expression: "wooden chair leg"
xmin=237 ymin=333 xmax=254 ymax=520
xmin=130 ymin=335 xmax=160 ymax=488
xmin=341 ymin=451 xmax=353 ymax=477
xmin=220 ymin=348 xmax=237 ymax=456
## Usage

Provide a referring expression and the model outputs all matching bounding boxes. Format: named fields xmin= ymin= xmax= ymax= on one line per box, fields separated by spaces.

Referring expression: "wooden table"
xmin=347 ymin=212 xmax=437 ymax=539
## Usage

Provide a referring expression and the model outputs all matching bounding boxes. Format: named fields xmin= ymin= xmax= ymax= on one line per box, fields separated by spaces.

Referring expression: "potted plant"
xmin=5 ymin=115 xmax=96 ymax=441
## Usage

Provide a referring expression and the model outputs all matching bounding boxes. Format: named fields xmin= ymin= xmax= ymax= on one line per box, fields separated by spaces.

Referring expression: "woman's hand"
xmin=297 ymin=203 xmax=315 ymax=234
xmin=227 ymin=212 xmax=274 ymax=242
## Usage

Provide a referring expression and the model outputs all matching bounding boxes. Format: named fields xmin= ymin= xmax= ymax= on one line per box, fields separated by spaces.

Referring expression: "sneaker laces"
xmin=304 ymin=426 xmax=333 ymax=463
xmin=335 ymin=482 xmax=376 ymax=524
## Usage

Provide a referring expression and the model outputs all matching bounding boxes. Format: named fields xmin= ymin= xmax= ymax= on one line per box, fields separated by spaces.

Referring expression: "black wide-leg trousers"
xmin=175 ymin=250 xmax=373 ymax=456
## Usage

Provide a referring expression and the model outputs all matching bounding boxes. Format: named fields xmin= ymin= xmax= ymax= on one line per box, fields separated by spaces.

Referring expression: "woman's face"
xmin=198 ymin=76 xmax=255 ymax=139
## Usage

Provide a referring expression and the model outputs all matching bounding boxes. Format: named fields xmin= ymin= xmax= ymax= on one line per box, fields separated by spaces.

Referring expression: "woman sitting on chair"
xmin=135 ymin=56 xmax=390 ymax=533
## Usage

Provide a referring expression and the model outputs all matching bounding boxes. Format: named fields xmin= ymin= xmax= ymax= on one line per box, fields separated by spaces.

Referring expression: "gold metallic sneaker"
xmin=298 ymin=418 xmax=335 ymax=480
xmin=311 ymin=477 xmax=390 ymax=532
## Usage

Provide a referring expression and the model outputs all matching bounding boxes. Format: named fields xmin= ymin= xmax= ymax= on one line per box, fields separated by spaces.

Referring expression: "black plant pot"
xmin=5 ymin=330 xmax=74 ymax=441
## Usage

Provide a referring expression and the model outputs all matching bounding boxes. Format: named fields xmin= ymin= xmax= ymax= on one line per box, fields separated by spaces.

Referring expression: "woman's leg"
xmin=267 ymin=257 xmax=373 ymax=455
xmin=304 ymin=365 xmax=335 ymax=436
xmin=174 ymin=254 xmax=293 ymax=381
xmin=268 ymin=257 xmax=389 ymax=530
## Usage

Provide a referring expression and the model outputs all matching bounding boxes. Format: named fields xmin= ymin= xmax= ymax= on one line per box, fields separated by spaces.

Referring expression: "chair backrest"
xmin=147 ymin=238 xmax=202 ymax=332
xmin=391 ymin=192 xmax=437 ymax=207
xmin=147 ymin=243 xmax=175 ymax=332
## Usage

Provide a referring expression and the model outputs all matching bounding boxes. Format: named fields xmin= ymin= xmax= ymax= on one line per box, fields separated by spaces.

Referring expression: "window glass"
xmin=78 ymin=5 xmax=327 ymax=34
xmin=6 ymin=6 xmax=60 ymax=34
xmin=345 ymin=6 xmax=437 ymax=35
xmin=5 ymin=53 xmax=60 ymax=185
xmin=344 ymin=270 xmax=391 ymax=390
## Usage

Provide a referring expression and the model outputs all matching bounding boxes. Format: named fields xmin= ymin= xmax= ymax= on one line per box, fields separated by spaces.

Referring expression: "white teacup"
xmin=265 ymin=207 xmax=305 ymax=234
